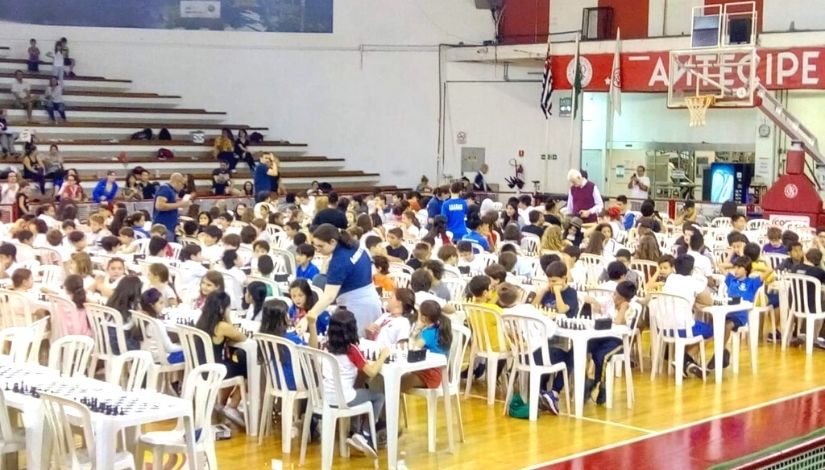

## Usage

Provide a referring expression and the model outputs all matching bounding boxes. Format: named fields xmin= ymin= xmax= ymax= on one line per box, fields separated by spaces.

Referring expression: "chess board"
xmin=0 ymin=364 xmax=167 ymax=416
xmin=555 ymin=317 xmax=596 ymax=331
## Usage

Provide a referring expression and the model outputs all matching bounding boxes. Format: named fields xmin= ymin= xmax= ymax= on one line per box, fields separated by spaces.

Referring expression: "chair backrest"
xmin=108 ymin=350 xmax=158 ymax=391
xmin=0 ymin=326 xmax=33 ymax=363
xmin=462 ymin=303 xmax=506 ymax=354
xmin=36 ymin=247 xmax=63 ymax=266
xmin=389 ymin=272 xmax=411 ymax=290
xmin=649 ymin=293 xmax=696 ymax=338
xmin=784 ymin=273 xmax=823 ymax=315
xmin=179 ymin=236 xmax=200 ymax=248
xmin=710 ymin=217 xmax=732 ymax=228
xmin=629 ymin=260 xmax=658 ymax=285
xmin=0 ymin=289 xmax=34 ymax=328
xmin=271 ymin=248 xmax=297 ymax=276
xmin=746 ymin=219 xmax=769 ymax=231
xmin=47 ymin=294 xmax=89 ymax=339
xmin=131 ymin=310 xmax=171 ymax=365
xmin=84 ymin=303 xmax=127 ymax=359
xmin=181 ymin=364 xmax=227 ymax=444
xmin=134 ymin=238 xmax=150 ymax=256
xmin=296 ymin=345 xmax=350 ymax=411
xmin=220 ymin=272 xmax=244 ymax=310
xmin=388 ymin=262 xmax=414 ymax=276
xmin=441 ymin=278 xmax=467 ymax=304
xmin=175 ymin=323 xmax=216 ymax=373
xmin=255 ymin=333 xmax=308 ymax=393
xmin=41 ymin=392 xmax=96 ymax=469
xmin=35 ymin=264 xmax=65 ymax=286
xmin=271 ymin=231 xmax=291 ymax=251
xmin=168 ymin=242 xmax=183 ymax=261
xmin=500 ymin=311 xmax=551 ymax=368
xmin=764 ymin=253 xmax=789 ymax=271
xmin=579 ymin=254 xmax=605 ymax=286
xmin=246 ymin=275 xmax=281 ymax=297
xmin=446 ymin=324 xmax=471 ymax=389
xmin=48 ymin=335 xmax=94 ymax=378
xmin=520 ymin=235 xmax=540 ymax=257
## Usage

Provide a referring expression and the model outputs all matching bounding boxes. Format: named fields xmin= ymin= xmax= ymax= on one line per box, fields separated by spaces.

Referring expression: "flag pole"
xmin=543 ymin=37 xmax=552 ymax=192
xmin=568 ymin=32 xmax=580 ymax=168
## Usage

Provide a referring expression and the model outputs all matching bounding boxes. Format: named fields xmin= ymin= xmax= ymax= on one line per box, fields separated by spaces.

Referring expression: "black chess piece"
xmin=12 ymin=383 xmax=18 ymax=393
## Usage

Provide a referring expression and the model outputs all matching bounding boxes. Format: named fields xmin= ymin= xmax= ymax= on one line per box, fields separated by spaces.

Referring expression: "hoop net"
xmin=685 ymin=95 xmax=716 ymax=127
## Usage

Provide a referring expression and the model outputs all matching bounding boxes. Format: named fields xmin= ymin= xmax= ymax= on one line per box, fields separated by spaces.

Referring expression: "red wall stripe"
xmin=598 ymin=0 xmax=649 ymax=39
xmin=499 ymin=0 xmax=550 ymax=45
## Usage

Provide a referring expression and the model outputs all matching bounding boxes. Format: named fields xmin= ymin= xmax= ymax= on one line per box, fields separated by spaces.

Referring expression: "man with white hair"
xmin=474 ymin=163 xmax=492 ymax=192
xmin=564 ymin=169 xmax=603 ymax=224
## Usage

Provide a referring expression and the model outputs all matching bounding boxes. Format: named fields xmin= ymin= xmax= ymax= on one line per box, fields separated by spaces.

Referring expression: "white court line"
xmin=522 ymin=384 xmax=825 ymax=469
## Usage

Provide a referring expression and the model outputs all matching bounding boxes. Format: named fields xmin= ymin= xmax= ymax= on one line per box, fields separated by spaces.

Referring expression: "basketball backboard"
xmin=668 ymin=1 xmax=759 ymax=111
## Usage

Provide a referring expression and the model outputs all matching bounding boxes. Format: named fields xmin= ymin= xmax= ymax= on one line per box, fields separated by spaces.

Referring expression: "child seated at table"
xmin=372 ymin=255 xmax=395 ymax=296
xmin=662 ymin=255 xmax=713 ymax=377
xmin=146 ymin=263 xmax=178 ymax=307
xmin=762 ymin=226 xmax=787 ymax=254
xmin=533 ymin=261 xmax=579 ymax=317
xmin=57 ymin=274 xmax=92 ymax=336
xmin=716 ymin=257 xmax=765 ymax=369
xmin=242 ymin=281 xmax=268 ymax=321
xmin=294 ymin=243 xmax=320 ymax=281
xmin=195 ymin=291 xmax=248 ymax=427
xmin=365 ymin=288 xmax=415 ymax=346
xmin=288 ymin=279 xmax=330 ymax=335
xmin=644 ymin=254 xmax=674 ymax=294
xmin=406 ymin=242 xmax=431 ymax=270
xmin=317 ymin=307 xmax=388 ymax=458
xmin=139 ymin=288 xmax=183 ymax=364
xmin=456 ymin=241 xmax=485 ymax=275
xmin=561 ymin=245 xmax=587 ymax=287
xmin=437 ymin=244 xmax=462 ymax=278
xmin=583 ymin=280 xmax=638 ymax=405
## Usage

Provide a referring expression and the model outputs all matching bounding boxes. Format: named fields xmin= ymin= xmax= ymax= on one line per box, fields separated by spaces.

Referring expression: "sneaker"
xmin=766 ymin=331 xmax=781 ymax=343
xmin=707 ymin=350 xmax=731 ymax=370
xmin=595 ymin=386 xmax=606 ymax=406
xmin=815 ymin=337 xmax=825 ymax=350
xmin=672 ymin=360 xmax=688 ymax=378
xmin=540 ymin=391 xmax=560 ymax=415
xmin=582 ymin=378 xmax=595 ymax=403
xmin=222 ymin=406 xmax=245 ymax=427
xmin=686 ymin=362 xmax=705 ymax=379
xmin=347 ymin=432 xmax=378 ymax=459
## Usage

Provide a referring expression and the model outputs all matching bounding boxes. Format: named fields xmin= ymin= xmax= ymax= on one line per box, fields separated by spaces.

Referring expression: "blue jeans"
xmin=46 ymin=102 xmax=66 ymax=121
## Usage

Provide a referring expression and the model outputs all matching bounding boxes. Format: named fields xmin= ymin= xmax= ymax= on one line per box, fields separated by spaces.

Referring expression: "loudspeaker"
xmin=475 ymin=0 xmax=504 ymax=10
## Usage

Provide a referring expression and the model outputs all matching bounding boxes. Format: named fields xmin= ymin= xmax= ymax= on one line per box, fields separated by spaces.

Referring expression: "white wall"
xmin=442 ymin=62 xmax=581 ymax=194
xmin=763 ymin=0 xmax=825 ymax=32
xmin=550 ymin=0 xmax=597 ymax=39
xmin=0 ymin=1 xmax=494 ymax=187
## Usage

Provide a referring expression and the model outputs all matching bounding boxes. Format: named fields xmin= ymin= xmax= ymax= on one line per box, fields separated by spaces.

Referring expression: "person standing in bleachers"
xmin=27 ymin=39 xmax=40 ymax=73
xmin=253 ymin=152 xmax=279 ymax=203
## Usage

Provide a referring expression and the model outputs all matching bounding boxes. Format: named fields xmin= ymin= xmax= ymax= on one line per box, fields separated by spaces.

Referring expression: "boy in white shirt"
xmin=11 ymin=70 xmax=35 ymax=122
xmin=456 ymin=241 xmax=486 ymax=275
xmin=199 ymin=225 xmax=224 ymax=264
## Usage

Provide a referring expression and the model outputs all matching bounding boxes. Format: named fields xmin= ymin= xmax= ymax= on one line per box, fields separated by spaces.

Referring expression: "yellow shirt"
xmin=468 ymin=301 xmax=503 ymax=351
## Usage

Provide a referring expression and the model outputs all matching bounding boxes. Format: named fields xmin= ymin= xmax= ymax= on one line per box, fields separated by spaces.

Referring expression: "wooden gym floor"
xmin=207 ymin=342 xmax=825 ymax=469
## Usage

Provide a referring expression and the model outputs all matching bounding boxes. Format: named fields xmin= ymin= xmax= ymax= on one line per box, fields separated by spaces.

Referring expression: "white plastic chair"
xmin=764 ymin=253 xmax=789 ymax=271
xmin=781 ymin=273 xmax=825 ymax=355
xmin=85 ymin=303 xmax=129 ymax=379
xmin=579 ymin=253 xmax=606 ymax=286
xmin=388 ymin=262 xmax=414 ymax=276
xmin=0 ymin=389 xmax=25 ymax=467
xmin=255 ymin=333 xmax=309 ymax=452
xmin=108 ymin=350 xmax=158 ymax=392
xmin=136 ymin=364 xmax=227 ymax=470
xmin=174 ymin=324 xmax=250 ymax=430
xmin=441 ymin=277 xmax=467 ymax=304
xmin=48 ymin=335 xmax=94 ymax=378
xmin=296 ymin=345 xmax=380 ymax=470
xmin=219 ymin=272 xmax=244 ymax=310
xmin=271 ymin=248 xmax=297 ymax=276
xmin=629 ymin=259 xmax=658 ymax=286
xmin=520 ymin=234 xmax=540 ymax=257
xmin=500 ymin=312 xmax=570 ymax=421
xmin=463 ymin=303 xmax=512 ymax=405
xmin=246 ymin=275 xmax=281 ymax=297
xmin=41 ymin=392 xmax=135 ymax=470
xmin=709 ymin=217 xmax=732 ymax=229
xmin=134 ymin=238 xmax=150 ymax=256
xmin=35 ymin=264 xmax=65 ymax=286
xmin=605 ymin=303 xmax=642 ymax=409
xmin=388 ymin=272 xmax=411 ymax=290
xmin=746 ymin=219 xmax=769 ymax=231
xmin=649 ymin=293 xmax=707 ymax=386
xmin=131 ymin=311 xmax=185 ymax=395
xmin=36 ymin=247 xmax=63 ymax=266
xmin=0 ymin=290 xmax=34 ymax=328
xmin=405 ymin=324 xmax=471 ymax=449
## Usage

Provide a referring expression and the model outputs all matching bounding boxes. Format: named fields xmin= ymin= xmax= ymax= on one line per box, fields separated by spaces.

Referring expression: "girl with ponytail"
xmin=59 ymin=274 xmax=91 ymax=336
xmin=365 ymin=287 xmax=416 ymax=346
xmin=405 ymin=299 xmax=453 ymax=390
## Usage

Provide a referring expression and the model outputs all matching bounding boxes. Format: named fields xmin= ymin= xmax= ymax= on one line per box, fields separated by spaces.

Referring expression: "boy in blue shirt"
xmin=533 ymin=261 xmax=579 ymax=317
xmin=294 ymin=243 xmax=320 ymax=281
xmin=461 ymin=213 xmax=490 ymax=252
xmin=440 ymin=182 xmax=468 ymax=241
xmin=716 ymin=257 xmax=764 ymax=369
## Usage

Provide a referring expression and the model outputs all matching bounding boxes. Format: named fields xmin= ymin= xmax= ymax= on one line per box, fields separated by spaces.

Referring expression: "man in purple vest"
xmin=564 ymin=169 xmax=603 ymax=224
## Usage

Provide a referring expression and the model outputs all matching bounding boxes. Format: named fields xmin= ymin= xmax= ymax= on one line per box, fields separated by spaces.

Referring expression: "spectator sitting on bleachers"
xmin=138 ymin=169 xmax=158 ymax=200
xmin=44 ymin=77 xmax=67 ymax=124
xmin=92 ymin=171 xmax=119 ymax=203
xmin=11 ymin=70 xmax=37 ymax=123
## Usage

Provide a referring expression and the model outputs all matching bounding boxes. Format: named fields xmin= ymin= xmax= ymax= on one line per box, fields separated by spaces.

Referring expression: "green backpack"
xmin=508 ymin=393 xmax=530 ymax=419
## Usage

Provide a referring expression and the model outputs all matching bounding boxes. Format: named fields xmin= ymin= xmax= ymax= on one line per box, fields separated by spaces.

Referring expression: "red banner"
xmin=551 ymin=47 xmax=825 ymax=91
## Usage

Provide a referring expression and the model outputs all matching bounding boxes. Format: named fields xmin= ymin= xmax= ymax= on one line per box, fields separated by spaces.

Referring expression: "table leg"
xmin=441 ymin=365 xmax=454 ymax=453
xmin=712 ymin=312 xmax=725 ymax=384
xmin=384 ymin=373 xmax=401 ymax=470
xmin=572 ymin=338 xmax=587 ymax=418
xmin=94 ymin=421 xmax=116 ymax=467
xmin=21 ymin=408 xmax=45 ymax=470
xmin=622 ymin=336 xmax=633 ymax=408
xmin=748 ymin=308 xmax=760 ymax=374
xmin=247 ymin=359 xmax=261 ymax=437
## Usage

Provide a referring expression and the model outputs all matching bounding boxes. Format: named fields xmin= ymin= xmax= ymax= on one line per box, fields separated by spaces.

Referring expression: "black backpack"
xmin=131 ymin=128 xmax=153 ymax=140
xmin=158 ymin=128 xmax=172 ymax=140
xmin=249 ymin=131 xmax=264 ymax=143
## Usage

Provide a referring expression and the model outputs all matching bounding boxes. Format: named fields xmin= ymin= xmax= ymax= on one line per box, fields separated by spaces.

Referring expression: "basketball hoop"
xmin=685 ymin=95 xmax=716 ymax=127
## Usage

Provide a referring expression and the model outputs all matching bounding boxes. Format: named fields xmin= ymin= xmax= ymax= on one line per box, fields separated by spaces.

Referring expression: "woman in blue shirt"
xmin=305 ymin=224 xmax=382 ymax=337
xmin=92 ymin=170 xmax=119 ymax=203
